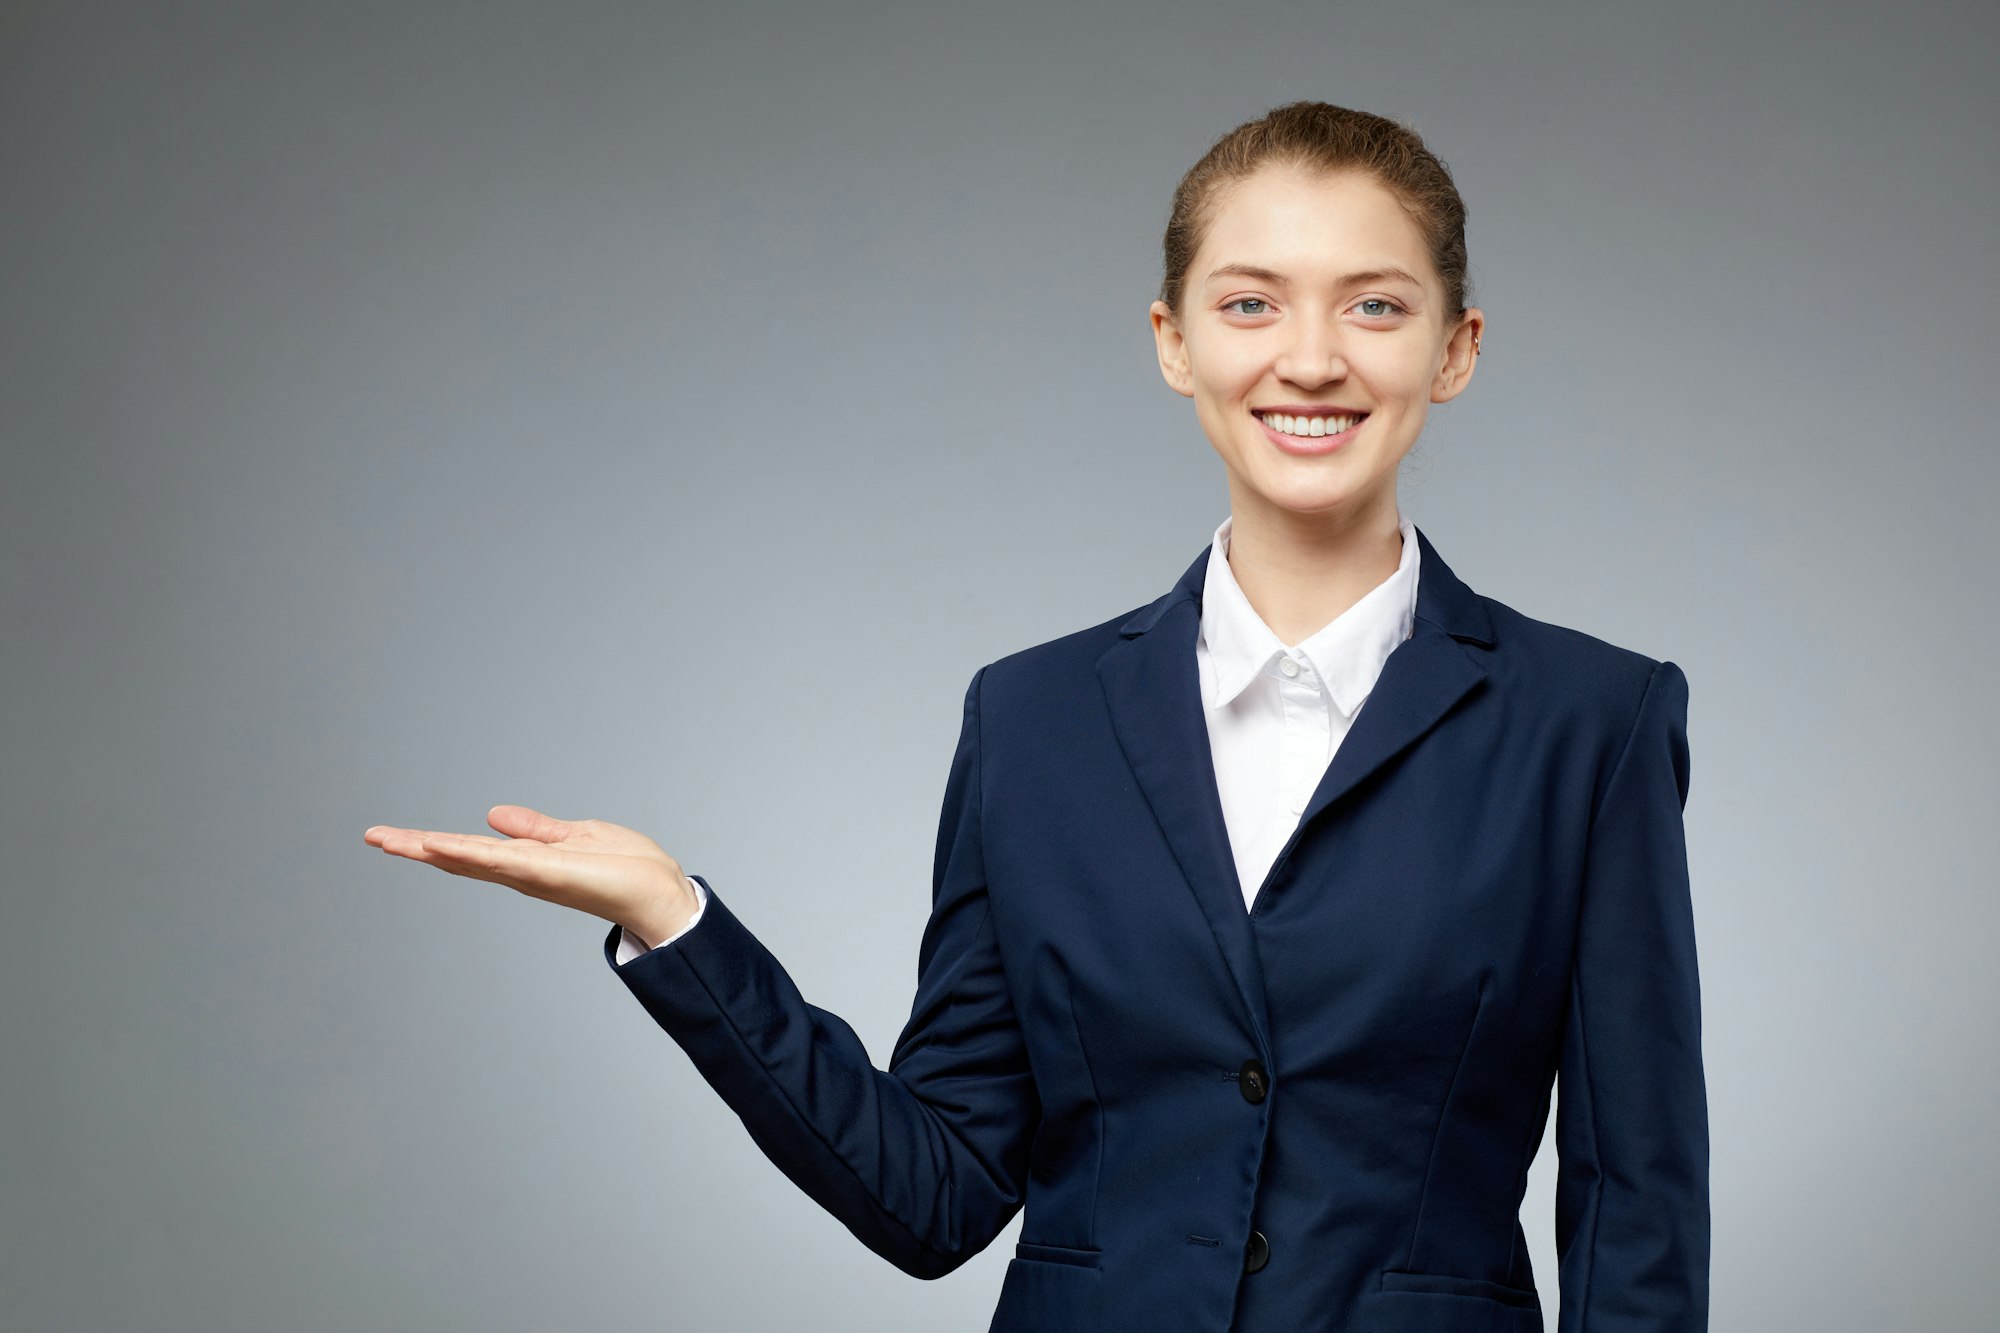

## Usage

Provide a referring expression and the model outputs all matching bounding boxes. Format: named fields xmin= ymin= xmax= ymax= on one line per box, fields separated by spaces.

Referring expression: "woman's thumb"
xmin=487 ymin=804 xmax=573 ymax=843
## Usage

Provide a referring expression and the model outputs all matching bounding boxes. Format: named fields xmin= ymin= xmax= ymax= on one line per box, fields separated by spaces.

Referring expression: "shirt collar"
xmin=1200 ymin=511 xmax=1422 ymax=718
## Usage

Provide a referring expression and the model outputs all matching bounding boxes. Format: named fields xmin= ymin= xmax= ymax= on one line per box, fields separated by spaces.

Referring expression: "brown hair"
xmin=1158 ymin=101 xmax=1472 ymax=321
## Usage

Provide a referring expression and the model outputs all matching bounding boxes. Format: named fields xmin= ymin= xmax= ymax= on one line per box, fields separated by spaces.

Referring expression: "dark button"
xmin=1239 ymin=1058 xmax=1269 ymax=1104
xmin=1244 ymin=1229 xmax=1269 ymax=1273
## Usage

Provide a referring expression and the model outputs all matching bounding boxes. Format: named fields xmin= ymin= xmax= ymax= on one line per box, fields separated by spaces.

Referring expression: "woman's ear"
xmin=1431 ymin=307 xmax=1484 ymax=404
xmin=1150 ymin=300 xmax=1194 ymax=398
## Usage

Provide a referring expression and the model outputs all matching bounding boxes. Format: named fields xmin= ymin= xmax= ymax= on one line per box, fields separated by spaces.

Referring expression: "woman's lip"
xmin=1255 ymin=411 xmax=1362 ymax=455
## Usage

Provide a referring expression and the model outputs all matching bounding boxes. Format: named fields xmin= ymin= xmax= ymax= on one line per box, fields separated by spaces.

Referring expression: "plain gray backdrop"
xmin=4 ymin=1 xmax=1995 ymax=1329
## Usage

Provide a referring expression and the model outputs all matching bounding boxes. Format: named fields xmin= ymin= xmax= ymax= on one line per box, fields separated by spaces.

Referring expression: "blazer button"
xmin=1239 ymin=1058 xmax=1269 ymax=1104
xmin=1243 ymin=1230 xmax=1269 ymax=1273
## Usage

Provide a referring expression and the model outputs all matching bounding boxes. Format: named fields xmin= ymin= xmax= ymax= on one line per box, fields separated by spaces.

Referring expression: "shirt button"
xmin=1278 ymin=656 xmax=1300 ymax=678
xmin=1239 ymin=1058 xmax=1269 ymax=1104
xmin=1244 ymin=1230 xmax=1270 ymax=1273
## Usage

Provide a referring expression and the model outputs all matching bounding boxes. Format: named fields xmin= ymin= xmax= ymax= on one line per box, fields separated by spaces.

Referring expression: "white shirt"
xmin=615 ymin=511 xmax=1419 ymax=962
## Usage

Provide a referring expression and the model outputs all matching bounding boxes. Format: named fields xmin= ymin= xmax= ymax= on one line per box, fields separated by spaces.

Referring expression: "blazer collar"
xmin=1095 ymin=523 xmax=1494 ymax=1055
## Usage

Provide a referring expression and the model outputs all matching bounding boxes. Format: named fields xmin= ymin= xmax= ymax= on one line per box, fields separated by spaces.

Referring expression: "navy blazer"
xmin=605 ymin=526 xmax=1709 ymax=1332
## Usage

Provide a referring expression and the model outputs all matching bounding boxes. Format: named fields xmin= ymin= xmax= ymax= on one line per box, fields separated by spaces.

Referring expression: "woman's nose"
xmin=1275 ymin=321 xmax=1348 ymax=385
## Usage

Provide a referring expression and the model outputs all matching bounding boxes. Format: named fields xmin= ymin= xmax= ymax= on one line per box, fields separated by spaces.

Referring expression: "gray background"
xmin=4 ymin=1 xmax=1994 ymax=1329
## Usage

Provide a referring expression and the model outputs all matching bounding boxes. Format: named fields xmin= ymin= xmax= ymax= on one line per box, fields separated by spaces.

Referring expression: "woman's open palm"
xmin=364 ymin=804 xmax=698 ymax=944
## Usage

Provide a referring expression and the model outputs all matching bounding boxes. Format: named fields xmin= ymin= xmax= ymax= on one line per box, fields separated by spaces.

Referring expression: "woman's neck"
xmin=1222 ymin=494 xmax=1406 ymax=648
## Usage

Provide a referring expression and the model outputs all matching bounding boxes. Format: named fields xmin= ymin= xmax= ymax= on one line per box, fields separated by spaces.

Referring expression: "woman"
xmin=366 ymin=101 xmax=1709 ymax=1332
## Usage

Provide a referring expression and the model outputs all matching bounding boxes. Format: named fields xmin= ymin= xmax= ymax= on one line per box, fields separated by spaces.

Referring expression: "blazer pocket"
xmin=1379 ymin=1269 xmax=1541 ymax=1309
xmin=1015 ymin=1241 xmax=1103 ymax=1270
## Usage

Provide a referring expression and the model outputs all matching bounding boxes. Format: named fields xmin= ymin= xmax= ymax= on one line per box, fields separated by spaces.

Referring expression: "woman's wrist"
xmin=624 ymin=870 xmax=701 ymax=949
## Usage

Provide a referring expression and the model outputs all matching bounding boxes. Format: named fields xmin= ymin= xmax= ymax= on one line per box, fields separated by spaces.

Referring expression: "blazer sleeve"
xmin=602 ymin=664 xmax=1038 ymax=1279
xmin=1555 ymin=659 xmax=1711 ymax=1331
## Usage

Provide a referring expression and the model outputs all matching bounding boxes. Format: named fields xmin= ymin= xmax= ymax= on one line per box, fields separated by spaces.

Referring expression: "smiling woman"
xmin=369 ymin=101 xmax=1707 ymax=1333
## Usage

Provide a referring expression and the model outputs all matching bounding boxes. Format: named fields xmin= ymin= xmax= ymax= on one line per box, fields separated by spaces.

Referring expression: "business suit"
xmin=604 ymin=524 xmax=1709 ymax=1332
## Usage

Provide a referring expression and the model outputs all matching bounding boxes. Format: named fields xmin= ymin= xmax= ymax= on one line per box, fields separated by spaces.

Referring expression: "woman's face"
xmin=1150 ymin=165 xmax=1482 ymax=530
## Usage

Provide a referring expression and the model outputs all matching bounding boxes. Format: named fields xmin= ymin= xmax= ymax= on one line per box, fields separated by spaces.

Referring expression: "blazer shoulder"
xmin=1477 ymin=591 xmax=1684 ymax=723
xmin=977 ymin=603 xmax=1142 ymax=694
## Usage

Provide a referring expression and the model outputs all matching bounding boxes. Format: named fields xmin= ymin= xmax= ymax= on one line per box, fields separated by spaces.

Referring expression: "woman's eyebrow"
xmin=1204 ymin=262 xmax=1426 ymax=290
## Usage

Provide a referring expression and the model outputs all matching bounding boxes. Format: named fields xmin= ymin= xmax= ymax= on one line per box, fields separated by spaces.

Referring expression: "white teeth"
xmin=1258 ymin=412 xmax=1362 ymax=438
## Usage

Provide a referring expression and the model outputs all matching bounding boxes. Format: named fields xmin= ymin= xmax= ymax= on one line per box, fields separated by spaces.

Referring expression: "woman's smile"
xmin=1253 ymin=408 xmax=1370 ymax=455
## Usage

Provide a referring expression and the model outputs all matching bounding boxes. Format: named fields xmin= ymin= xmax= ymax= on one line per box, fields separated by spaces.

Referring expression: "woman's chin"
xmin=1243 ymin=474 xmax=1391 ymax=522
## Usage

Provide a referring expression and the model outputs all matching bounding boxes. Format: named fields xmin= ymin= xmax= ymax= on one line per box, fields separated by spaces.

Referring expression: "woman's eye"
xmin=1354 ymin=298 xmax=1404 ymax=318
xmin=1224 ymin=298 xmax=1270 ymax=316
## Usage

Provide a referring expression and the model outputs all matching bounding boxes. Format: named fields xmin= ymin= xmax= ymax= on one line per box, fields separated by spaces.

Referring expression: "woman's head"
xmin=1150 ymin=102 xmax=1483 ymax=532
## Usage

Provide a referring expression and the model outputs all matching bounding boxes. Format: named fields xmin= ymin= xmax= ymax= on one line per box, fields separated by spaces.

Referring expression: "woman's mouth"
xmin=1253 ymin=409 xmax=1367 ymax=455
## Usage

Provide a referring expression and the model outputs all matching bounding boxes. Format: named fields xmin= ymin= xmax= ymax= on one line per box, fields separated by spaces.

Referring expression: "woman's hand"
xmin=363 ymin=804 xmax=701 ymax=947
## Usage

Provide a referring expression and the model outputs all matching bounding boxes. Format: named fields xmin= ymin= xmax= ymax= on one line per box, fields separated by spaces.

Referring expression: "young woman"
xmin=367 ymin=102 xmax=1709 ymax=1332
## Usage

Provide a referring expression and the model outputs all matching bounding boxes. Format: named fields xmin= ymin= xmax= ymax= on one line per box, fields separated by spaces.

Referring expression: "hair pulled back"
xmin=1159 ymin=101 xmax=1472 ymax=321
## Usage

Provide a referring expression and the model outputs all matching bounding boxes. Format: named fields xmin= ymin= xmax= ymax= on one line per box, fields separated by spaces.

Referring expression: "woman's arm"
xmin=604 ymin=664 xmax=1037 ymax=1278
xmin=1555 ymin=659 xmax=1710 ymax=1331
xmin=367 ymin=667 xmax=1037 ymax=1277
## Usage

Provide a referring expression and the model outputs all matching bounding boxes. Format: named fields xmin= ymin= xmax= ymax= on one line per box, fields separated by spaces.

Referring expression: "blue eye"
xmin=1224 ymin=298 xmax=1270 ymax=315
xmin=1355 ymin=298 xmax=1405 ymax=318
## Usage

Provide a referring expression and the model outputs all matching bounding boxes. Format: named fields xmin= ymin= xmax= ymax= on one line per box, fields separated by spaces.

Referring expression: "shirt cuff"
xmin=613 ymin=874 xmax=708 ymax=966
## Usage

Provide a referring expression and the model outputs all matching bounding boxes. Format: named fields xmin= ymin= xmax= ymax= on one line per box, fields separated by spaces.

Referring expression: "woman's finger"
xmin=365 ymin=824 xmax=502 ymax=846
xmin=366 ymin=826 xmax=502 ymax=858
xmin=417 ymin=833 xmax=604 ymax=899
xmin=419 ymin=832 xmax=532 ymax=871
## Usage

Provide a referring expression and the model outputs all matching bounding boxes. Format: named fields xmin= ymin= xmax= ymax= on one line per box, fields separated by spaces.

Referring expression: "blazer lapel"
xmin=1096 ymin=549 xmax=1271 ymax=1048
xmin=1094 ymin=524 xmax=1497 ymax=1052
xmin=1283 ymin=525 xmax=1495 ymax=858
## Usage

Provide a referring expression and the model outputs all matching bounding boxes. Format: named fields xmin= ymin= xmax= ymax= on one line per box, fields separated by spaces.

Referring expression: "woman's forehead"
xmin=1195 ymin=171 xmax=1437 ymax=292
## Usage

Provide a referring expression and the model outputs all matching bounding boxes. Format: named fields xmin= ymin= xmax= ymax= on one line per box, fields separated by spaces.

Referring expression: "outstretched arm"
xmin=365 ymin=666 xmax=1037 ymax=1278
xmin=604 ymin=664 xmax=1037 ymax=1278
